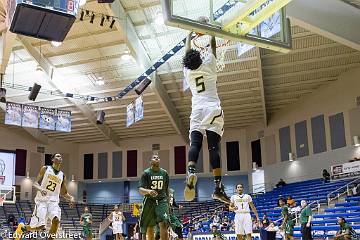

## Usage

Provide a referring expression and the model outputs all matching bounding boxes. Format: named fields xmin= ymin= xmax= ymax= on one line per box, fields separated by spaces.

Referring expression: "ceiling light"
xmin=50 ymin=41 xmax=62 ymax=47
xmin=154 ymin=12 xmax=164 ymax=25
xmin=90 ymin=13 xmax=95 ymax=23
xmin=98 ymin=76 xmax=103 ymax=80
xmin=96 ymin=80 xmax=105 ymax=86
xmin=121 ymin=53 xmax=132 ymax=61
xmin=36 ymin=65 xmax=43 ymax=72
xmin=79 ymin=0 xmax=86 ymax=6
xmin=98 ymin=180 xmax=102 ymax=183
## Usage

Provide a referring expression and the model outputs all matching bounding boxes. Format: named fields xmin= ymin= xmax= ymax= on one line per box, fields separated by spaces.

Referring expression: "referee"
xmin=300 ymin=200 xmax=313 ymax=240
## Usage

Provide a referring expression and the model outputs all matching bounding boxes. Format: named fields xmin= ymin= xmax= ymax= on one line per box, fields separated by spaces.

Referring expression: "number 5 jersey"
xmin=36 ymin=166 xmax=64 ymax=203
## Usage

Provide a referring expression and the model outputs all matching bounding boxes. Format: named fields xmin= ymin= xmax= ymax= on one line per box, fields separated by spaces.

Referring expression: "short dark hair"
xmin=236 ymin=183 xmax=243 ymax=188
xmin=51 ymin=153 xmax=60 ymax=160
xmin=183 ymin=49 xmax=202 ymax=70
xmin=278 ymin=197 xmax=286 ymax=205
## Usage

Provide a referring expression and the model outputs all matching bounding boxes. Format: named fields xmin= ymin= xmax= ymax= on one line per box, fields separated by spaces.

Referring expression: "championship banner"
xmin=5 ymin=102 xmax=22 ymax=126
xmin=193 ymin=232 xmax=260 ymax=240
xmin=21 ymin=105 xmax=39 ymax=128
xmin=134 ymin=95 xmax=144 ymax=123
xmin=126 ymin=102 xmax=135 ymax=127
xmin=39 ymin=107 xmax=56 ymax=130
xmin=331 ymin=161 xmax=360 ymax=179
xmin=56 ymin=109 xmax=71 ymax=132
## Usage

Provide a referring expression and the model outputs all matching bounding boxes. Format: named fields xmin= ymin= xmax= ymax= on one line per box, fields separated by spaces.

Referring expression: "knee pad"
xmin=188 ymin=131 xmax=203 ymax=162
xmin=207 ymin=131 xmax=221 ymax=169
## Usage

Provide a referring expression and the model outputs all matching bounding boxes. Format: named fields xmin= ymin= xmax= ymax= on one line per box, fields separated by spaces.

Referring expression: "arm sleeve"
xmin=230 ymin=195 xmax=235 ymax=204
xmin=248 ymin=195 xmax=253 ymax=202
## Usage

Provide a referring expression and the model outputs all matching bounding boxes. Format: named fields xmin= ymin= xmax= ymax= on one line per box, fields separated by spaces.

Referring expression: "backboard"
xmin=0 ymin=185 xmax=16 ymax=204
xmin=161 ymin=0 xmax=293 ymax=53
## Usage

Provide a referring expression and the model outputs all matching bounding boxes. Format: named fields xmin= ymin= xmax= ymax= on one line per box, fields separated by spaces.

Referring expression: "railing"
xmin=326 ymin=177 xmax=360 ymax=205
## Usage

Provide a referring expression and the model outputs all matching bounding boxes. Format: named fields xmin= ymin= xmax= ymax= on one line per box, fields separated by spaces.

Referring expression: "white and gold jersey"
xmin=113 ymin=211 xmax=123 ymax=224
xmin=230 ymin=194 xmax=252 ymax=213
xmin=185 ymin=53 xmax=221 ymax=110
xmin=35 ymin=166 xmax=64 ymax=203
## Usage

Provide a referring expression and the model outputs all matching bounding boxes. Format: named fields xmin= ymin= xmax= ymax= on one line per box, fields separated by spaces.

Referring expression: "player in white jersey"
xmin=229 ymin=183 xmax=260 ymax=240
xmin=27 ymin=153 xmax=75 ymax=239
xmin=183 ymin=27 xmax=229 ymax=204
xmin=108 ymin=205 xmax=126 ymax=240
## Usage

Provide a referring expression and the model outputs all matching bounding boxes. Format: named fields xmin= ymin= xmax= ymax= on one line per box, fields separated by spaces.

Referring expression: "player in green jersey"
xmin=279 ymin=198 xmax=295 ymax=240
xmin=138 ymin=154 xmax=170 ymax=240
xmin=80 ymin=207 xmax=93 ymax=240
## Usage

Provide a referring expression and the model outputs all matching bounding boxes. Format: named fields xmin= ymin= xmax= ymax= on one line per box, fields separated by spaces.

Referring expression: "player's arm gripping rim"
xmin=33 ymin=166 xmax=48 ymax=196
xmin=60 ymin=175 xmax=75 ymax=208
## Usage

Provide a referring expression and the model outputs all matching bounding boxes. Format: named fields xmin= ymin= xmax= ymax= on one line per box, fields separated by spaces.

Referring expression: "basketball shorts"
xmin=83 ymin=225 xmax=93 ymax=237
xmin=30 ymin=201 xmax=61 ymax=228
xmin=113 ymin=223 xmax=123 ymax=234
xmin=140 ymin=198 xmax=169 ymax=234
xmin=189 ymin=106 xmax=224 ymax=138
xmin=285 ymin=220 xmax=295 ymax=236
xmin=234 ymin=213 xmax=252 ymax=235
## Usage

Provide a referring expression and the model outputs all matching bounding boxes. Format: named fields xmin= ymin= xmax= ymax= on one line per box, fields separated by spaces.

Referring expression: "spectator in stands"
xmin=220 ymin=216 xmax=230 ymax=231
xmin=211 ymin=225 xmax=225 ymax=240
xmin=322 ymin=169 xmax=330 ymax=183
xmin=276 ymin=179 xmax=286 ymax=188
xmin=335 ymin=217 xmax=358 ymax=240
xmin=287 ymin=196 xmax=296 ymax=207
xmin=299 ymin=200 xmax=313 ymax=240
xmin=262 ymin=213 xmax=270 ymax=228
xmin=211 ymin=212 xmax=221 ymax=228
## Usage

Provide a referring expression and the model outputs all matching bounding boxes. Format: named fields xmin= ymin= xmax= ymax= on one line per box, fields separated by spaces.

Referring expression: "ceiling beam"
xmin=255 ymin=47 xmax=267 ymax=126
xmin=0 ymin=29 xmax=16 ymax=74
xmin=105 ymin=0 xmax=188 ymax=143
xmin=19 ymin=37 xmax=121 ymax=147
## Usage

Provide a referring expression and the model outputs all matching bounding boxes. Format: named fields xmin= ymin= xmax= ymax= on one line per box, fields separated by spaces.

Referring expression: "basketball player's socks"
xmin=213 ymin=168 xmax=222 ymax=188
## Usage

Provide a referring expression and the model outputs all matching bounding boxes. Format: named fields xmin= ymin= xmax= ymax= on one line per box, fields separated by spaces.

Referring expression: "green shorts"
xmin=140 ymin=198 xmax=169 ymax=233
xmin=83 ymin=226 xmax=93 ymax=237
xmin=169 ymin=213 xmax=182 ymax=228
xmin=285 ymin=221 xmax=295 ymax=236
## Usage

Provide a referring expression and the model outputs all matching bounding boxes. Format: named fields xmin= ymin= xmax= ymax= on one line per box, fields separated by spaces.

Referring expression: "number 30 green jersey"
xmin=139 ymin=168 xmax=169 ymax=200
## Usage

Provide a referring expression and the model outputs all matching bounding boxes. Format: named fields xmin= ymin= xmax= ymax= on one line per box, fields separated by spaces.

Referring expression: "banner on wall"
xmin=21 ymin=105 xmax=39 ymax=128
xmin=134 ymin=95 xmax=144 ymax=123
xmin=39 ymin=107 xmax=56 ymax=130
xmin=56 ymin=109 xmax=71 ymax=132
xmin=5 ymin=102 xmax=22 ymax=126
xmin=331 ymin=161 xmax=360 ymax=179
xmin=126 ymin=102 xmax=135 ymax=127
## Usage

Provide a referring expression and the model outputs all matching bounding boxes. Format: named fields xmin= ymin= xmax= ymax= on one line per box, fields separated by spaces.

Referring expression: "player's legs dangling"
xmin=207 ymin=130 xmax=229 ymax=204
xmin=184 ymin=130 xmax=203 ymax=201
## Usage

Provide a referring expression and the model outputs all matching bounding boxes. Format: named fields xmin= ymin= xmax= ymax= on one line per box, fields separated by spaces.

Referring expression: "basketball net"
xmin=192 ymin=34 xmax=230 ymax=72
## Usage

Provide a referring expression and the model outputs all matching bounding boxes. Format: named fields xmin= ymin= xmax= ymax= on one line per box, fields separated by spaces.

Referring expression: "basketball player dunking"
xmin=27 ymin=153 xmax=75 ymax=239
xmin=229 ymin=183 xmax=260 ymax=240
xmin=108 ymin=205 xmax=126 ymax=240
xmin=183 ymin=25 xmax=229 ymax=204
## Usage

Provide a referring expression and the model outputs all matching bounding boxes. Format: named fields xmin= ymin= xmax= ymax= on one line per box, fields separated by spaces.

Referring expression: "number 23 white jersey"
xmin=185 ymin=53 xmax=221 ymax=110
xmin=35 ymin=166 xmax=64 ymax=203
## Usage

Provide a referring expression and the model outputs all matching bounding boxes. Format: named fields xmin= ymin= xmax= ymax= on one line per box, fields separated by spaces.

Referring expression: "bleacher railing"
xmin=327 ymin=177 xmax=360 ymax=205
